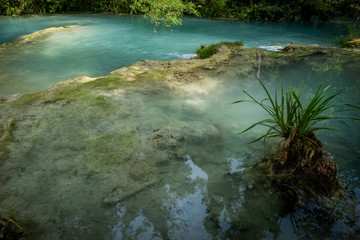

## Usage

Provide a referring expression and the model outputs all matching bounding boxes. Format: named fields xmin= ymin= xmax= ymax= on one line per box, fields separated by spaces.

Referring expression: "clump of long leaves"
xmin=233 ymin=78 xmax=360 ymax=143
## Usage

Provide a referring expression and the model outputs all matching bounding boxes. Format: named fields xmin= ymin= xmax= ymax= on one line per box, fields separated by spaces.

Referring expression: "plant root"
xmin=265 ymin=131 xmax=341 ymax=206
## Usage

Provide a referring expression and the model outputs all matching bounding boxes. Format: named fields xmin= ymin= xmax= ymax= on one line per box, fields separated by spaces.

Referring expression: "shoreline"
xmin=0 ymin=29 xmax=359 ymax=100
xmin=1 ymin=11 xmax=359 ymax=23
xmin=0 ymin=16 xmax=358 ymax=98
xmin=1 ymin=43 xmax=359 ymax=101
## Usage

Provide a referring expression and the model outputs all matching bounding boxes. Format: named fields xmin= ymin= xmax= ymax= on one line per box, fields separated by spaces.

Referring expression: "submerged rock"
xmin=0 ymin=26 xmax=80 ymax=50
xmin=0 ymin=216 xmax=29 ymax=240
xmin=0 ymin=118 xmax=14 ymax=164
xmin=0 ymin=43 xmax=359 ymax=238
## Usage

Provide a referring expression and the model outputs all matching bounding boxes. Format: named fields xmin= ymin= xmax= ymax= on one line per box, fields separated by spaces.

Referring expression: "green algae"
xmin=0 ymin=26 xmax=80 ymax=49
xmin=84 ymin=130 xmax=138 ymax=169
xmin=50 ymin=86 xmax=83 ymax=102
xmin=45 ymin=72 xmax=168 ymax=105
xmin=134 ymin=69 xmax=168 ymax=82
xmin=89 ymin=95 xmax=113 ymax=107
xmin=0 ymin=118 xmax=14 ymax=164
xmin=84 ymin=77 xmax=122 ymax=89
xmin=0 ymin=44 xmax=359 ymax=239
xmin=10 ymin=93 xmax=43 ymax=107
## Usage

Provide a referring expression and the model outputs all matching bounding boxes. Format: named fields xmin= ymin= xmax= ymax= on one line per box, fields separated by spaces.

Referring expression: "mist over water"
xmin=0 ymin=14 xmax=359 ymax=239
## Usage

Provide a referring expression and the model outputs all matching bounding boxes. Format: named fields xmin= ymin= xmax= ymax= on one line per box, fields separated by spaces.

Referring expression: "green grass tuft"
xmin=233 ymin=77 xmax=360 ymax=143
xmin=196 ymin=41 xmax=244 ymax=59
xmin=196 ymin=44 xmax=219 ymax=59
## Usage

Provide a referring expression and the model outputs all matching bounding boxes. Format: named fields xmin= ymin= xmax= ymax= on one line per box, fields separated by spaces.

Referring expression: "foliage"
xmin=196 ymin=41 xmax=244 ymax=59
xmin=130 ymin=0 xmax=198 ymax=27
xmin=335 ymin=17 xmax=360 ymax=47
xmin=196 ymin=44 xmax=218 ymax=59
xmin=1 ymin=0 xmax=359 ymax=23
xmin=183 ymin=0 xmax=358 ymax=22
xmin=100 ymin=0 xmax=133 ymax=13
xmin=233 ymin=78 xmax=360 ymax=143
xmin=0 ymin=0 xmax=133 ymax=15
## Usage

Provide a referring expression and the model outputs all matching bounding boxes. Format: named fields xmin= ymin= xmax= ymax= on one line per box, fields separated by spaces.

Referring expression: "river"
xmin=0 ymin=14 xmax=352 ymax=97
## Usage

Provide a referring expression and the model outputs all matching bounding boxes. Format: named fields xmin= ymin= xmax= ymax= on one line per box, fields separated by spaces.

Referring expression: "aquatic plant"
xmin=234 ymin=78 xmax=359 ymax=143
xmin=234 ymin=78 xmax=360 ymax=202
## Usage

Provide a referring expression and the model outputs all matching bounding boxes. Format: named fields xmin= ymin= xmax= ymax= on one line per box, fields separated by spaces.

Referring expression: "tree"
xmin=130 ymin=0 xmax=198 ymax=28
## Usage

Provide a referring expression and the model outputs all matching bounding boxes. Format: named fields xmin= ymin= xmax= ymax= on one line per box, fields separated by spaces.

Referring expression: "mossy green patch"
xmin=10 ymin=93 xmax=43 ymax=108
xmin=51 ymin=86 xmax=83 ymax=101
xmin=344 ymin=38 xmax=360 ymax=48
xmin=45 ymin=79 xmax=121 ymax=106
xmin=134 ymin=70 xmax=168 ymax=81
xmin=197 ymin=44 xmax=219 ymax=59
xmin=221 ymin=41 xmax=244 ymax=47
xmin=0 ymin=118 xmax=15 ymax=164
xmin=197 ymin=41 xmax=244 ymax=59
xmin=89 ymin=95 xmax=113 ymax=109
xmin=84 ymin=77 xmax=120 ymax=89
xmin=84 ymin=130 xmax=138 ymax=169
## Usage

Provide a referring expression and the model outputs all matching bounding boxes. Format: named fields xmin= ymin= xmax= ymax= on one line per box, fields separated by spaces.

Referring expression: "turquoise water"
xmin=0 ymin=14 xmax=351 ymax=97
xmin=0 ymin=14 xmax=359 ymax=239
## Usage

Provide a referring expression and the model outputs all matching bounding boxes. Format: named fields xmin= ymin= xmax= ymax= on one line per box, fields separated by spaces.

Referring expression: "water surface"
xmin=0 ymin=14 xmax=359 ymax=240
xmin=0 ymin=14 xmax=352 ymax=96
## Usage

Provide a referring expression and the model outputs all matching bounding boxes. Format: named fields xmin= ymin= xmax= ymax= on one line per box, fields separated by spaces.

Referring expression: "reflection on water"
xmin=228 ymin=154 xmax=249 ymax=174
xmin=0 ymin=65 xmax=359 ymax=239
xmin=184 ymin=155 xmax=208 ymax=181
xmin=0 ymin=65 xmax=359 ymax=238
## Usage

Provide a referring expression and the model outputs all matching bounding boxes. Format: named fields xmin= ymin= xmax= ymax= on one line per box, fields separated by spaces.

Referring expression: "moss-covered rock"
xmin=0 ymin=118 xmax=15 ymax=164
xmin=84 ymin=131 xmax=138 ymax=168
xmin=196 ymin=41 xmax=244 ymax=59
xmin=0 ymin=26 xmax=80 ymax=51
xmin=344 ymin=38 xmax=360 ymax=48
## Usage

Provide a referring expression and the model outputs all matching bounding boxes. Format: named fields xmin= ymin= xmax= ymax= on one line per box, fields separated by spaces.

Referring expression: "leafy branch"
xmin=131 ymin=0 xmax=199 ymax=28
